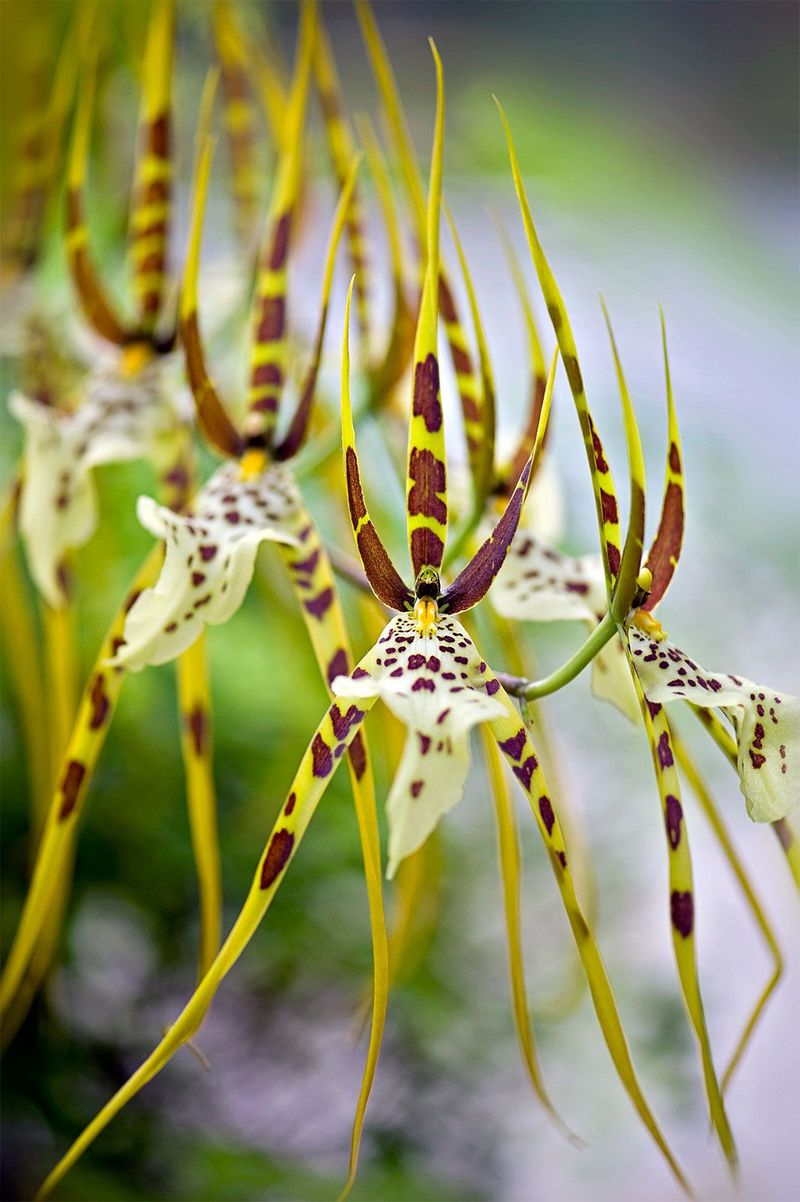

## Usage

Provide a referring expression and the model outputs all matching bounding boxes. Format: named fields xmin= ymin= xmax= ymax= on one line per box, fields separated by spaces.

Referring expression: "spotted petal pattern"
xmin=629 ymin=627 xmax=800 ymax=823
xmin=491 ymin=529 xmax=639 ymax=723
xmin=115 ymin=462 xmax=303 ymax=671
xmin=10 ymin=364 xmax=178 ymax=607
xmin=334 ymin=612 xmax=505 ymax=877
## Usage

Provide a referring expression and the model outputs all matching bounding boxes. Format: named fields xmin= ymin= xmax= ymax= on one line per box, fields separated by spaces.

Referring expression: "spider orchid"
xmin=494 ymin=97 xmax=800 ymax=1167
xmin=10 ymin=0 xmax=192 ymax=612
xmin=33 ymin=44 xmax=697 ymax=1202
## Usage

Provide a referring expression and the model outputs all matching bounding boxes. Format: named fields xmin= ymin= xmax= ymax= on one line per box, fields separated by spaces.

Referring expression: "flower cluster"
xmin=0 ymin=3 xmax=796 ymax=1200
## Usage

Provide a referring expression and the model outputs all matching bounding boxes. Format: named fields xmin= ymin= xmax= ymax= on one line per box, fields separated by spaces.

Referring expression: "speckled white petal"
xmin=114 ymin=462 xmax=304 ymax=672
xmin=334 ymin=612 xmax=505 ymax=877
xmin=9 ymin=364 xmax=179 ymax=607
xmin=492 ymin=528 xmax=639 ymax=723
xmin=629 ymin=626 xmax=800 ymax=823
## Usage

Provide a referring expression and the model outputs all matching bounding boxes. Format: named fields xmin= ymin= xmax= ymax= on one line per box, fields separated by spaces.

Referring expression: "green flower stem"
xmin=498 ymin=611 xmax=619 ymax=702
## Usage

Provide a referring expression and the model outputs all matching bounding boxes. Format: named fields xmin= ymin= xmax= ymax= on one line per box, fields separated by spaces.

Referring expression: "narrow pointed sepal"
xmin=643 ymin=311 xmax=685 ymax=610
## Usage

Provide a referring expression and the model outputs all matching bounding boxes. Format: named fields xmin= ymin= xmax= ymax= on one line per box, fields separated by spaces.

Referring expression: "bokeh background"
xmin=1 ymin=2 xmax=798 ymax=1201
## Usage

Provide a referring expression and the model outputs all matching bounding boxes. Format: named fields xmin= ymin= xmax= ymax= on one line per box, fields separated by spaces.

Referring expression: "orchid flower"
xmin=32 ymin=44 xmax=697 ymax=1202
xmin=495 ymin=96 xmax=800 ymax=1165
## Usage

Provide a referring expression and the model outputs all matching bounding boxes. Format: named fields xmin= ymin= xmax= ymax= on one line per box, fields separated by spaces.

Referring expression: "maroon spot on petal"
xmin=600 ymin=489 xmax=618 ymax=525
xmin=665 ymin=794 xmax=683 ymax=850
xmin=412 ymin=353 xmax=442 ymax=433
xmin=669 ymin=441 xmax=681 ymax=474
xmin=408 ymin=653 xmax=426 ymax=670
xmin=513 ymin=755 xmax=537 ymax=791
xmin=164 ymin=621 xmax=178 ymax=633
xmin=646 ymin=699 xmax=662 ymax=718
xmin=252 ymin=362 xmax=282 ymax=388
xmin=89 ymin=674 xmax=110 ymax=729
xmin=670 ymin=890 xmax=694 ymax=938
xmin=411 ymin=780 xmax=424 ymax=798
xmin=485 ymin=679 xmax=500 ymax=696
xmin=59 ymin=760 xmax=86 ymax=820
xmin=348 ymin=731 xmax=367 ymax=779
xmin=191 ymin=571 xmax=206 ymax=587
xmin=412 ymin=677 xmax=435 ymax=692
xmin=304 ymin=588 xmax=333 ymax=621
xmin=410 ymin=526 xmax=445 ymax=576
xmin=187 ymin=704 xmax=207 ymax=756
xmin=284 ymin=791 xmax=297 ymax=815
xmin=752 ymin=722 xmax=765 ymax=749
xmin=292 ymin=548 xmax=320 ymax=577
xmin=199 ymin=544 xmax=218 ymax=562
xmin=749 ymin=750 xmax=766 ymax=770
xmin=657 ymin=731 xmax=674 ymax=769
xmin=418 ymin=733 xmax=432 ymax=755
xmin=254 ymin=295 xmax=285 ymax=345
xmin=260 ymin=828 xmax=295 ymax=889
xmin=538 ymin=795 xmax=555 ymax=836
xmin=268 ymin=211 xmax=291 ymax=272
xmin=565 ymin=580 xmax=589 ymax=595
xmin=224 ymin=511 xmax=240 ymax=524
xmin=606 ymin=542 xmax=621 ymax=577
xmin=407 ymin=447 xmax=447 ymax=523
xmin=326 ymin=649 xmax=349 ymax=686
xmin=588 ymin=416 xmax=608 ymax=472
xmin=352 ymin=666 xmax=370 ymax=680
xmin=499 ymin=728 xmax=526 ymax=762
xmin=124 ymin=588 xmax=142 ymax=614
xmin=557 ymin=850 xmax=567 ymax=869
xmin=312 ymin=734 xmax=333 ymax=777
xmin=331 ymin=704 xmax=365 ymax=741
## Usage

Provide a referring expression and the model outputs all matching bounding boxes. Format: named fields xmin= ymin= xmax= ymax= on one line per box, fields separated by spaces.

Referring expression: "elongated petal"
xmin=487 ymin=687 xmax=690 ymax=1195
xmin=10 ymin=372 xmax=176 ymax=607
xmin=176 ymin=634 xmax=222 ymax=980
xmin=115 ymin=461 xmax=304 ymax=671
xmin=482 ymin=728 xmax=578 ymax=1143
xmin=314 ymin=21 xmax=371 ymax=345
xmin=672 ymin=730 xmax=782 ymax=1093
xmin=622 ymin=641 xmax=736 ymax=1166
xmin=35 ymin=669 xmax=378 ymax=1202
xmin=65 ymin=59 xmax=131 ymax=346
xmin=180 ymin=130 xmax=245 ymax=459
xmin=129 ymin=0 xmax=174 ymax=333
xmin=601 ymin=304 xmax=646 ymax=617
xmin=0 ymin=549 xmax=164 ymax=1020
xmin=212 ymin=0 xmax=263 ymax=251
xmin=443 ymin=351 xmax=555 ymax=614
xmin=277 ymin=506 xmax=387 ymax=1196
xmin=643 ymin=311 xmax=684 ymax=610
xmin=495 ymin=217 xmax=549 ymax=495
xmin=334 ymin=611 xmax=505 ymax=876
xmin=406 ymin=41 xmax=447 ymax=577
xmin=446 ymin=204 xmax=495 ymax=507
xmin=629 ymin=627 xmax=799 ymax=823
xmin=341 ymin=279 xmax=413 ymax=610
xmin=496 ymin=99 xmax=622 ymax=594
xmin=246 ymin=1 xmax=315 ymax=442
xmin=274 ymin=155 xmax=361 ymax=460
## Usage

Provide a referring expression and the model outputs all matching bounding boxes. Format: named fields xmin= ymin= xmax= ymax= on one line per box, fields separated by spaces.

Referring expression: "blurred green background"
xmin=1 ymin=3 xmax=798 ymax=1201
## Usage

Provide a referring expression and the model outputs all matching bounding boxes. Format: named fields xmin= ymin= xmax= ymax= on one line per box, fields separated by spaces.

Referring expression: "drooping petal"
xmin=0 ymin=549 xmax=164 ymax=1021
xmin=246 ymin=2 xmax=315 ymax=443
xmin=672 ymin=730 xmax=782 ymax=1093
xmin=643 ymin=311 xmax=685 ymax=611
xmin=487 ymin=688 xmax=690 ymax=1195
xmin=334 ymin=611 xmax=506 ymax=877
xmin=490 ymin=529 xmax=640 ymax=723
xmin=274 ymin=154 xmax=361 ymax=461
xmin=128 ymin=0 xmax=174 ymax=334
xmin=406 ymin=41 xmax=447 ymax=578
xmin=114 ymin=461 xmax=305 ymax=671
xmin=314 ymin=20 xmax=372 ymax=346
xmin=35 ymin=663 xmax=379 ymax=1202
xmin=621 ymin=641 xmax=736 ymax=1166
xmin=629 ymin=627 xmax=799 ymax=823
xmin=496 ymin=99 xmax=622 ymax=596
xmin=65 ymin=57 xmax=132 ymax=347
xmin=340 ymin=279 xmax=414 ymax=611
xmin=10 ymin=370 xmax=179 ymax=608
xmin=442 ymin=350 xmax=555 ymax=614
xmin=180 ymin=124 xmax=245 ymax=459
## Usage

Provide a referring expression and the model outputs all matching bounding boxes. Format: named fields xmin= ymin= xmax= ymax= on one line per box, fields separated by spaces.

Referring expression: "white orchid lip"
xmin=334 ymin=611 xmax=505 ymax=877
xmin=628 ymin=626 xmax=799 ymax=824
xmin=113 ymin=461 xmax=304 ymax=672
xmin=9 ymin=364 xmax=180 ymax=608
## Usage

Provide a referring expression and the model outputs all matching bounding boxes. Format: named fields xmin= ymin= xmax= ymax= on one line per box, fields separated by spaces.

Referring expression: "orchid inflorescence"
xmin=0 ymin=2 xmax=797 ymax=1199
